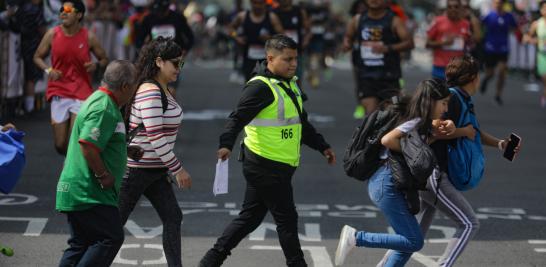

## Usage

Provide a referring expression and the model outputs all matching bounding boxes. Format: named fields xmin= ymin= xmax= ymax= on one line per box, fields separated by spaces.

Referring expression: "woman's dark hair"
xmin=445 ymin=54 xmax=479 ymax=87
xmin=403 ymin=78 xmax=451 ymax=134
xmin=135 ymin=36 xmax=183 ymax=86
xmin=124 ymin=37 xmax=182 ymax=122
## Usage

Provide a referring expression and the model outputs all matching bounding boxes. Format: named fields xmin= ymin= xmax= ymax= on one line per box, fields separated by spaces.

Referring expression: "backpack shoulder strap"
xmin=143 ymin=79 xmax=169 ymax=113
xmin=126 ymin=80 xmax=168 ymax=144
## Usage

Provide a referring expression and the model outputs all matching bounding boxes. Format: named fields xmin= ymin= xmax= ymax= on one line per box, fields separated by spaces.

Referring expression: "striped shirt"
xmin=127 ymin=83 xmax=183 ymax=173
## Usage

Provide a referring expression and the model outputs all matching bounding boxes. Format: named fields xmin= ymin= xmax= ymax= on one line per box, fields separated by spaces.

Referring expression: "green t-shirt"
xmin=56 ymin=88 xmax=127 ymax=212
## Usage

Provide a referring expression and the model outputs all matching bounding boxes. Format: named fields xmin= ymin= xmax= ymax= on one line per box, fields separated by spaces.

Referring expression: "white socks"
xmin=24 ymin=96 xmax=35 ymax=113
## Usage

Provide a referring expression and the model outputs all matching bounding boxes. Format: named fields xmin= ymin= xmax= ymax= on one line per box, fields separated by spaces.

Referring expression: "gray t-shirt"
xmin=380 ymin=118 xmax=422 ymax=159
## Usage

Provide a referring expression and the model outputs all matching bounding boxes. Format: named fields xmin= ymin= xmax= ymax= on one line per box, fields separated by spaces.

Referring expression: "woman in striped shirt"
xmin=119 ymin=37 xmax=191 ymax=267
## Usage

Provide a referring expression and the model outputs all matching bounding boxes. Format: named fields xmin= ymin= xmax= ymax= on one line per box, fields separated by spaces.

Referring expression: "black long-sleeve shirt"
xmin=219 ymin=63 xmax=330 ymax=158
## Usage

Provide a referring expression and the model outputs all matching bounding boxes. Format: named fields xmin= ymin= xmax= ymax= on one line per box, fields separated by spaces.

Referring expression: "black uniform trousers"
xmin=212 ymin=146 xmax=306 ymax=267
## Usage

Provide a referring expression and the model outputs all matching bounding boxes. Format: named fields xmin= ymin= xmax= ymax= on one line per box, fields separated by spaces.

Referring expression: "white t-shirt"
xmin=379 ymin=118 xmax=422 ymax=159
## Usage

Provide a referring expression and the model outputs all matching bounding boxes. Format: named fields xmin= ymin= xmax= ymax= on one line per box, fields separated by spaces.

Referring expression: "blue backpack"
xmin=447 ymin=88 xmax=485 ymax=191
xmin=0 ymin=129 xmax=26 ymax=194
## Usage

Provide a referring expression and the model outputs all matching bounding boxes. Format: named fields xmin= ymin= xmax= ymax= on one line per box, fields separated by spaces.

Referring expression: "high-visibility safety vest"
xmin=244 ymin=75 xmax=303 ymax=167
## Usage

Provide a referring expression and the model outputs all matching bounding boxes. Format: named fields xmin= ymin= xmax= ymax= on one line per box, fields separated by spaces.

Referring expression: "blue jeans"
xmin=59 ymin=205 xmax=124 ymax=267
xmin=356 ymin=165 xmax=424 ymax=267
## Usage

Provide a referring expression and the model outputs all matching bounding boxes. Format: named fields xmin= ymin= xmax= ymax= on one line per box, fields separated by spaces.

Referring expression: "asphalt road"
xmin=1 ymin=60 xmax=546 ymax=267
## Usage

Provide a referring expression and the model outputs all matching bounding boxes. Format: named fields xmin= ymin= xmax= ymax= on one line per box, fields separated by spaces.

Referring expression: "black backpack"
xmin=125 ymin=79 xmax=169 ymax=144
xmin=401 ymin=129 xmax=437 ymax=185
xmin=343 ymin=104 xmax=403 ymax=181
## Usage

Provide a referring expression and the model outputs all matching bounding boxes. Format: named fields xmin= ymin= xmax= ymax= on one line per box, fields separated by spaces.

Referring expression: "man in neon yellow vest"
xmin=199 ymin=34 xmax=336 ymax=267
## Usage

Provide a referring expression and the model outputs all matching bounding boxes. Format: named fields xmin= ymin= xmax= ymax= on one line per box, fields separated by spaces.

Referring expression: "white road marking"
xmin=0 ymin=193 xmax=38 ymax=205
xmin=249 ymin=223 xmax=322 ymax=242
xmin=411 ymin=252 xmax=438 ymax=267
xmin=114 ymin=244 xmax=167 ymax=265
xmin=124 ymin=220 xmax=163 ymax=239
xmin=0 ymin=216 xmax=47 ymax=236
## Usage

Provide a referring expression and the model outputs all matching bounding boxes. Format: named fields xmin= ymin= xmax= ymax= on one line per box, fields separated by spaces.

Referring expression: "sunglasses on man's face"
xmin=169 ymin=59 xmax=185 ymax=70
xmin=60 ymin=5 xmax=77 ymax=14
xmin=447 ymin=4 xmax=460 ymax=9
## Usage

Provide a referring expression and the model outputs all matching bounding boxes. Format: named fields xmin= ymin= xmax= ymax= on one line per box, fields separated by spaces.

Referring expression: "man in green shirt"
xmin=56 ymin=60 xmax=138 ymax=267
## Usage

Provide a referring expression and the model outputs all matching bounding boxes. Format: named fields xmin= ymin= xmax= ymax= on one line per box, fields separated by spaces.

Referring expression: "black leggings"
xmin=118 ymin=168 xmax=183 ymax=267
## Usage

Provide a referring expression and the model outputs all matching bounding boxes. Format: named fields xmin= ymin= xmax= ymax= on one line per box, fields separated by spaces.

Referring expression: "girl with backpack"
xmin=335 ymin=79 xmax=455 ymax=266
xmin=118 ymin=37 xmax=192 ymax=267
xmin=378 ymin=55 xmax=521 ymax=267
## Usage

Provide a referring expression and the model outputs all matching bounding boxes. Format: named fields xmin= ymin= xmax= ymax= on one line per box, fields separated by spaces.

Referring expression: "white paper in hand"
xmin=213 ymin=159 xmax=229 ymax=196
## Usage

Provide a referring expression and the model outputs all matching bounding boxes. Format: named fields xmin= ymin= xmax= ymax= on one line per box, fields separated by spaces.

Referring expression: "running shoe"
xmin=353 ymin=105 xmax=365 ymax=119
xmin=334 ymin=225 xmax=356 ymax=266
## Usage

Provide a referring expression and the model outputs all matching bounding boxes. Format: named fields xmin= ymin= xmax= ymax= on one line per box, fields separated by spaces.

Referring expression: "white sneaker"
xmin=335 ymin=225 xmax=357 ymax=266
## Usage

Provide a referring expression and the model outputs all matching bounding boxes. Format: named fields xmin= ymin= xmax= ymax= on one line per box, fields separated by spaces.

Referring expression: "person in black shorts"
xmin=228 ymin=0 xmax=284 ymax=82
xmin=273 ymin=0 xmax=311 ymax=94
xmin=13 ymin=0 xmax=47 ymax=114
xmin=343 ymin=0 xmax=413 ymax=114
xmin=479 ymin=0 xmax=517 ymax=105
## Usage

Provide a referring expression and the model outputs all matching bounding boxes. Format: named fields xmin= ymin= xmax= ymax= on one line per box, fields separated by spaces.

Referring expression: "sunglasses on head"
xmin=60 ymin=5 xmax=78 ymax=14
xmin=169 ymin=58 xmax=185 ymax=70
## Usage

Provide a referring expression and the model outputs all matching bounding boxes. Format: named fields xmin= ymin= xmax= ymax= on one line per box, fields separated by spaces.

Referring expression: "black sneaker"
xmin=198 ymin=249 xmax=228 ymax=267
xmin=494 ymin=95 xmax=503 ymax=106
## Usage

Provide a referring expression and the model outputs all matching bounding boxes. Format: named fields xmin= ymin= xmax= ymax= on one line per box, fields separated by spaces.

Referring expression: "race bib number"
xmin=151 ymin=25 xmax=176 ymax=39
xmin=285 ymin=30 xmax=299 ymax=44
xmin=443 ymin=36 xmax=464 ymax=51
xmin=360 ymin=41 xmax=384 ymax=66
xmin=247 ymin=45 xmax=266 ymax=60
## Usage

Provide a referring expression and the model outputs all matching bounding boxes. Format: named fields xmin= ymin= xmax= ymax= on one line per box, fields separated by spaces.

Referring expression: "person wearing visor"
xmin=136 ymin=0 xmax=194 ymax=54
xmin=34 ymin=0 xmax=108 ymax=156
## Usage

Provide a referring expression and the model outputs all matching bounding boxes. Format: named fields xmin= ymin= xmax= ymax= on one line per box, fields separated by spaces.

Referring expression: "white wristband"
xmin=498 ymin=140 xmax=505 ymax=151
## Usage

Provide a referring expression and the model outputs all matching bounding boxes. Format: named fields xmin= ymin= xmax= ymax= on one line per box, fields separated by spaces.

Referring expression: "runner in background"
xmin=34 ymin=0 xmax=108 ymax=156
xmin=228 ymin=0 xmax=245 ymax=84
xmin=126 ymin=1 xmax=150 ymax=60
xmin=12 ymin=0 xmax=47 ymax=115
xmin=273 ymin=0 xmax=311 ymax=100
xmin=461 ymin=0 xmax=483 ymax=69
xmin=480 ymin=0 xmax=518 ymax=106
xmin=426 ymin=0 xmax=472 ymax=80
xmin=306 ymin=0 xmax=330 ymax=88
xmin=228 ymin=0 xmax=284 ymax=82
xmin=136 ymin=0 xmax=194 ymax=55
xmin=343 ymin=0 xmax=413 ymax=115
xmin=523 ymin=0 xmax=546 ymax=108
